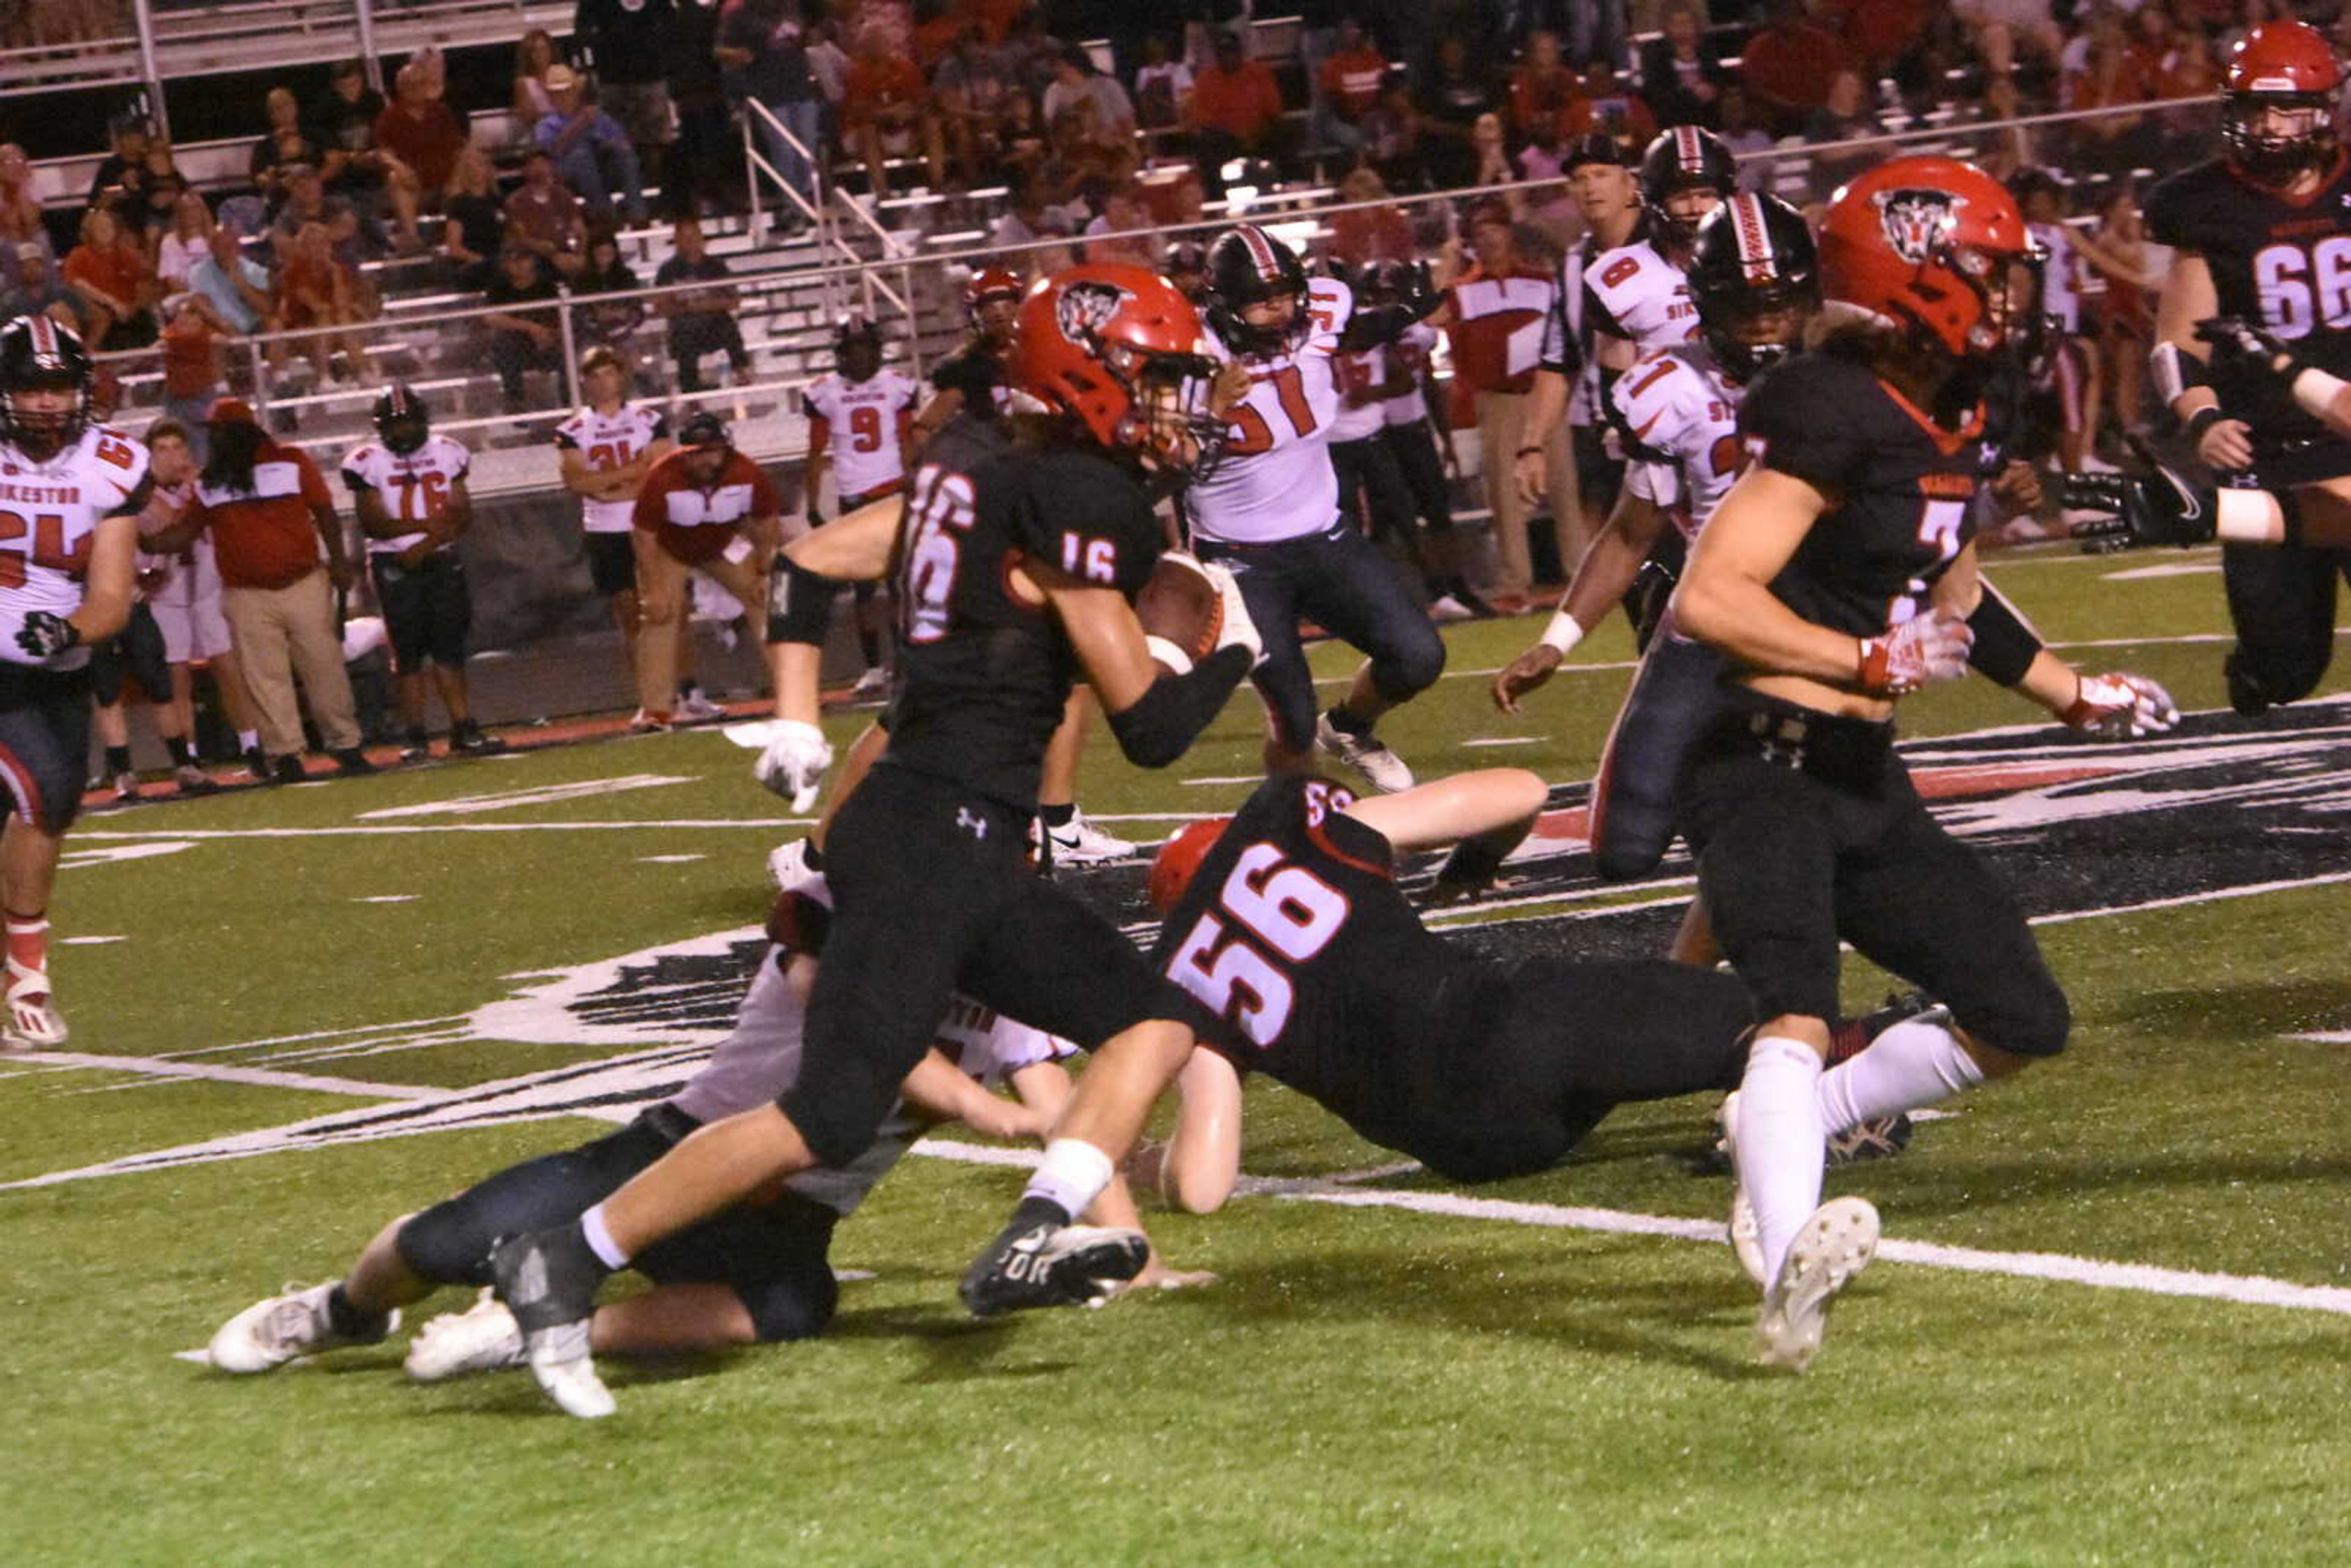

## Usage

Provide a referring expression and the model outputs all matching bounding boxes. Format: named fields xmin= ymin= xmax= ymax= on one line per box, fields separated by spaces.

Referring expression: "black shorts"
xmin=87 ymin=601 xmax=171 ymax=707
xmin=0 ymin=660 xmax=92 ymax=833
xmin=1678 ymin=689 xmax=2069 ymax=1058
xmin=784 ymin=762 xmax=1196 ymax=1168
xmin=584 ymin=530 xmax=637 ymax=598
xmin=396 ymin=1108 xmax=841 ymax=1343
xmin=1194 ymin=523 xmax=1445 ymax=752
xmin=370 ymin=550 xmax=472 ymax=674
xmin=1368 ymin=955 xmax=1754 ymax=1184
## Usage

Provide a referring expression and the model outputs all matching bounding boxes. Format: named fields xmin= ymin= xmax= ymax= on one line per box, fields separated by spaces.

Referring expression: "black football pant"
xmin=0 ymin=662 xmax=91 ymax=833
xmin=2219 ymin=541 xmax=2350 ymax=711
xmin=1195 ymin=523 xmax=1445 ymax=753
xmin=784 ymin=763 xmax=1196 ymax=1168
xmin=1679 ymin=689 xmax=2069 ymax=1060
xmin=371 ymin=550 xmax=473 ymax=674
xmin=1379 ymin=421 xmax=1453 ymax=533
xmin=395 ymin=1108 xmax=841 ymax=1342
xmin=1588 ymin=624 xmax=1723 ymax=882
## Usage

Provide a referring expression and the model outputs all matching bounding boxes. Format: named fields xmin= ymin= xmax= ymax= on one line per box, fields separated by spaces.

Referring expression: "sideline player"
xmin=909 ymin=267 xmax=1022 ymax=446
xmin=0 ymin=315 xmax=144 ymax=1049
xmin=203 ymin=876 xmax=1201 ymax=1398
xmin=136 ymin=420 xmax=258 ymax=782
xmin=628 ymin=411 xmax=782 ymax=730
xmin=341 ymin=385 xmax=497 ymax=760
xmin=554 ymin=347 xmax=677 ymax=726
xmin=1190 ymin=223 xmax=1446 ymax=792
xmin=800 ymin=317 xmax=920 ymax=702
xmin=2137 ymin=20 xmax=2351 ymax=715
xmin=487 ymin=266 xmax=1259 ymax=1416
xmin=1671 ymin=158 xmax=2075 ymax=1370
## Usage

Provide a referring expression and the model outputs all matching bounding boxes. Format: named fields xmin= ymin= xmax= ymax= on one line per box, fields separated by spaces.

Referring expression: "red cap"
xmin=206 ymin=396 xmax=257 ymax=426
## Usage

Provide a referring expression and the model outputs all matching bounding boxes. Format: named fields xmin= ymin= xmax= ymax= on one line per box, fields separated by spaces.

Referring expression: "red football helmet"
xmin=1818 ymin=156 xmax=2039 ymax=359
xmin=1148 ymin=816 xmax=1231 ymax=913
xmin=1011 ymin=265 xmax=1227 ymax=477
xmin=2222 ymin=21 xmax=2343 ymax=187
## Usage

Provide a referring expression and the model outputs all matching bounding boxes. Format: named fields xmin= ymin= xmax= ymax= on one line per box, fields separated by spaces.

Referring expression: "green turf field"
xmin=5 ymin=541 xmax=2347 ymax=1567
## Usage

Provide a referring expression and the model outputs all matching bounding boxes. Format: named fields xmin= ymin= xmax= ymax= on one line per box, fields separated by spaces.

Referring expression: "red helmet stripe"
xmin=28 ymin=315 xmax=55 ymax=360
xmin=1237 ymin=224 xmax=1284 ymax=283
xmin=1730 ymin=193 xmax=1774 ymax=279
xmin=1676 ymin=124 xmax=1703 ymax=174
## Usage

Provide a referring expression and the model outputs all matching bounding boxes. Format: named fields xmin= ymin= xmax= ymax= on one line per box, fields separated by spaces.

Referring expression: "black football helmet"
xmin=1164 ymin=240 xmax=1211 ymax=304
xmin=1639 ymin=126 xmax=1738 ymax=245
xmin=1205 ymin=223 xmax=1310 ymax=357
xmin=834 ymin=316 xmax=883 ymax=381
xmin=372 ymin=382 xmax=430 ymax=456
xmin=1685 ymin=192 xmax=1819 ymax=385
xmin=0 ymin=314 xmax=91 ymax=462
xmin=1354 ymin=257 xmax=1413 ymax=309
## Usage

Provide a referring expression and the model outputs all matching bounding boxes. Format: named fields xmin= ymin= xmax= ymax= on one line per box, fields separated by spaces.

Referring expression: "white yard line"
xmin=907 ymin=1138 xmax=2351 ymax=1319
xmin=7 ymin=1052 xmax=438 ymax=1100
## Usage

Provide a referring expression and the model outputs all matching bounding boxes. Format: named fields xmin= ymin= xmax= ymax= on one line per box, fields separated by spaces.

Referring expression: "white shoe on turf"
xmin=674 ymin=689 xmax=726 ymax=723
xmin=1043 ymin=809 xmax=1136 ymax=865
xmin=4 ymin=957 xmax=65 ymax=1051
xmin=849 ymin=666 xmax=891 ymax=703
xmin=405 ymin=1289 xmax=525 ymax=1382
xmin=1716 ymin=1092 xmax=1767 ymax=1288
xmin=208 ymin=1281 xmax=399 ymax=1373
xmin=1315 ymin=711 xmax=1414 ymax=793
xmin=1755 ymin=1196 xmax=1879 ymax=1371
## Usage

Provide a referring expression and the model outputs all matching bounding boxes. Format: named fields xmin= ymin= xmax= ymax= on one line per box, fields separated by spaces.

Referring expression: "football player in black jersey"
xmin=2139 ymin=20 xmax=2351 ymax=715
xmin=908 ymin=266 xmax=1023 ymax=450
xmin=1672 ymin=157 xmax=2075 ymax=1370
xmin=487 ymin=268 xmax=1261 ymax=1416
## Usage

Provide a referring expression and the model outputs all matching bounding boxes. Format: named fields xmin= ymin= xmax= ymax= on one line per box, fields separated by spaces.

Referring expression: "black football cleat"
xmin=490 ymin=1228 xmax=615 ymax=1419
xmin=959 ymin=1218 xmax=1150 ymax=1318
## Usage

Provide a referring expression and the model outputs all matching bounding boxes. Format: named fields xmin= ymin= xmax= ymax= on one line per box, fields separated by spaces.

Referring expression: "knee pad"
xmin=738 ymin=1267 xmax=838 ymax=1343
xmin=1962 ymin=973 xmax=2071 ymax=1062
xmin=394 ymin=1197 xmax=498 ymax=1287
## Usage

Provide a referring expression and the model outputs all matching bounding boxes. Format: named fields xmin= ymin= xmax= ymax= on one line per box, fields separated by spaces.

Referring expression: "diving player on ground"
xmin=487 ymin=266 xmax=1258 ymax=1416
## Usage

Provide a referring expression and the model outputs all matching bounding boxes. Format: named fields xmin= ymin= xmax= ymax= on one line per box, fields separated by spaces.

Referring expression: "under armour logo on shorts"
xmin=956 ymin=807 xmax=988 ymax=839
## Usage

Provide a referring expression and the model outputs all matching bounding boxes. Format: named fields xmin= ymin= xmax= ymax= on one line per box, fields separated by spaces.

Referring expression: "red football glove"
xmin=1856 ymin=611 xmax=1973 ymax=697
xmin=2062 ymin=672 xmax=2180 ymax=740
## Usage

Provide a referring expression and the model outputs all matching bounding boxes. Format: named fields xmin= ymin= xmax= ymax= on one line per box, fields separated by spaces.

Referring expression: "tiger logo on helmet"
xmin=1014 ymin=264 xmax=1228 ymax=479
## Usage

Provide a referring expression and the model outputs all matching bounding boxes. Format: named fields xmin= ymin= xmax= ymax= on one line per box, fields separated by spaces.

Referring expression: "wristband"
xmin=2184 ymin=405 xmax=2229 ymax=444
xmin=1538 ymin=609 xmax=1584 ymax=655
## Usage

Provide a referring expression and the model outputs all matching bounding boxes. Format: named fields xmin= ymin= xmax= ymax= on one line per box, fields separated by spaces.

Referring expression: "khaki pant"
xmin=1475 ymin=389 xmax=1583 ymax=599
xmin=222 ymin=571 xmax=361 ymax=757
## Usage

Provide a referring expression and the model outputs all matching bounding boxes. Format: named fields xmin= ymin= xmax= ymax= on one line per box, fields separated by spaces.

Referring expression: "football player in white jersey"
xmin=342 ymin=386 xmax=497 ymax=760
xmin=801 ymin=318 xmax=920 ymax=703
xmin=554 ymin=347 xmax=677 ymax=723
xmin=1190 ymin=223 xmax=1446 ymax=791
xmin=0 ymin=317 xmax=144 ymax=1049
xmin=2012 ymin=167 xmax=2099 ymax=475
xmin=1514 ymin=130 xmax=1727 ymax=511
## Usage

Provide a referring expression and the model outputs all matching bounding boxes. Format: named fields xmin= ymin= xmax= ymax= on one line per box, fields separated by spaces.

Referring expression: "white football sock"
xmin=1736 ymin=1035 xmax=1826 ymax=1290
xmin=579 ymin=1203 xmax=631 ymax=1270
xmin=1816 ymin=1016 xmax=1985 ymax=1133
xmin=1022 ymin=1138 xmax=1115 ymax=1221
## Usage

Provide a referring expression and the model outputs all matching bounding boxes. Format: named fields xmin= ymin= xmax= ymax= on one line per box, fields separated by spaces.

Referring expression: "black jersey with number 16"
xmin=882 ymin=413 xmax=1164 ymax=812
xmin=1736 ymin=350 xmax=1985 ymax=640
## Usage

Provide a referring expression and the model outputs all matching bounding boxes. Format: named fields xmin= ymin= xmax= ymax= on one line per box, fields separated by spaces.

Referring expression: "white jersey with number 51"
xmin=1191 ymin=275 xmax=1352 ymax=546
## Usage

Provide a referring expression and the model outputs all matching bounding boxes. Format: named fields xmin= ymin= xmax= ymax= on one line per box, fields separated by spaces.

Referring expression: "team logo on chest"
xmin=1873 ymin=189 xmax=1962 ymax=264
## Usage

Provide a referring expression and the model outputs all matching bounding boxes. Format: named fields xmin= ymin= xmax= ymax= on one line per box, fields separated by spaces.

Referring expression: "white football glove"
xmin=1856 ymin=611 xmax=1973 ymax=696
xmin=2063 ymin=671 xmax=2180 ymax=740
xmin=752 ymin=720 xmax=833 ymax=812
xmin=1199 ymin=560 xmax=1262 ymax=667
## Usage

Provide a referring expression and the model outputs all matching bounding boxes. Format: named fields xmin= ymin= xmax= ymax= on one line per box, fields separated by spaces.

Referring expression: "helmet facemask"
xmin=1696 ymin=279 xmax=1818 ymax=384
xmin=6 ymin=373 xmax=84 ymax=464
xmin=2224 ymin=92 xmax=2335 ymax=187
xmin=1111 ymin=344 xmax=1229 ymax=483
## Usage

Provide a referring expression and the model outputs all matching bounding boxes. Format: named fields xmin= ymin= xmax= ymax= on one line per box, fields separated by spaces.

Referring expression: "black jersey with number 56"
xmin=1736 ymin=350 xmax=1985 ymax=640
xmin=883 ymin=412 xmax=1165 ymax=812
xmin=1151 ymin=774 xmax=1501 ymax=1154
xmin=2144 ymin=150 xmax=2351 ymax=452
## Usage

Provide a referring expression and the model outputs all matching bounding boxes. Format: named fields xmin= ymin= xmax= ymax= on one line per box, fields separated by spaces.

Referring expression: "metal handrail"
xmin=740 ymin=96 xmax=909 ymax=323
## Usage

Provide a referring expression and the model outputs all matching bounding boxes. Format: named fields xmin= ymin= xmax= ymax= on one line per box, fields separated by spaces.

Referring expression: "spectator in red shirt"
xmin=1508 ymin=31 xmax=1589 ymax=142
xmin=1187 ymin=30 xmax=1286 ymax=200
xmin=844 ymin=28 xmax=946 ymax=198
xmin=61 ymin=207 xmax=155 ymax=348
xmin=502 ymin=149 xmax=587 ymax=278
xmin=1329 ymin=166 xmax=1415 ymax=269
xmin=1313 ymin=20 xmax=1388 ymax=156
xmin=1738 ymin=0 xmax=1859 ymax=137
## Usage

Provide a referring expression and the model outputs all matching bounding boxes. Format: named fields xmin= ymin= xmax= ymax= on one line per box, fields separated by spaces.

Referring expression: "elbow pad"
xmin=765 ymin=554 xmax=839 ymax=647
xmin=1106 ymin=644 xmax=1252 ymax=768
xmin=2149 ymin=340 xmax=2206 ymax=407
xmin=1965 ymin=580 xmax=2045 ymax=688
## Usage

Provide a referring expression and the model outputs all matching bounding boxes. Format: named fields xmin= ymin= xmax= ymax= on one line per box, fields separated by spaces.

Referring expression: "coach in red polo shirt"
xmin=629 ymin=410 xmax=779 ymax=729
xmin=162 ymin=399 xmax=372 ymax=781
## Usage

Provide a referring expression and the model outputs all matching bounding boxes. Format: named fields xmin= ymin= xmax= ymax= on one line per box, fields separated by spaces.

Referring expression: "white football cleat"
xmin=673 ymin=688 xmax=726 ymax=723
xmin=208 ymin=1281 xmax=399 ymax=1373
xmin=1716 ymin=1092 xmax=1767 ymax=1288
xmin=1043 ymin=809 xmax=1136 ymax=865
xmin=1755 ymin=1196 xmax=1879 ymax=1371
xmin=526 ymin=1320 xmax=615 ymax=1420
xmin=4 ymin=957 xmax=66 ymax=1051
xmin=1316 ymin=711 xmax=1414 ymax=793
xmin=405 ymin=1289 xmax=526 ymax=1382
xmin=848 ymin=666 xmax=891 ymax=703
